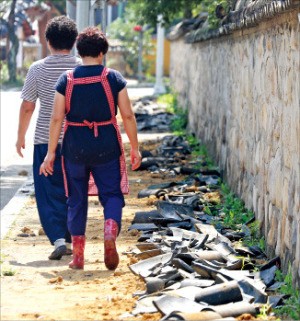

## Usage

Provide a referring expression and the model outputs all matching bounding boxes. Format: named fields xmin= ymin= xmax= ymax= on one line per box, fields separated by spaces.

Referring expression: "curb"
xmin=0 ymin=176 xmax=34 ymax=240
xmin=127 ymin=82 xmax=155 ymax=89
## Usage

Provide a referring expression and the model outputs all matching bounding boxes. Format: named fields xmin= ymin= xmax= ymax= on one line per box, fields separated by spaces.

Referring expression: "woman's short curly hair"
xmin=76 ymin=27 xmax=109 ymax=58
xmin=45 ymin=16 xmax=78 ymax=51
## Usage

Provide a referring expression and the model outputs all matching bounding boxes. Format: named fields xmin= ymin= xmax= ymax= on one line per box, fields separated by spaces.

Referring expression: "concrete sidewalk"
xmin=0 ymin=177 xmax=34 ymax=239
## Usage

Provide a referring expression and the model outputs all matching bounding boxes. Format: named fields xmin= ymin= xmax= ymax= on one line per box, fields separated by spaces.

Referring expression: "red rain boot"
xmin=104 ymin=219 xmax=119 ymax=270
xmin=69 ymin=235 xmax=85 ymax=269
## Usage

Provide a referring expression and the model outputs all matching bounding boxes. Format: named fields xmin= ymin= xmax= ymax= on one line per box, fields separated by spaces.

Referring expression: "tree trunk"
xmin=7 ymin=0 xmax=19 ymax=83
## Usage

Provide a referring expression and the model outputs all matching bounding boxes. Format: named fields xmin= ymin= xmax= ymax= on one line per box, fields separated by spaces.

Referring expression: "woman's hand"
xmin=130 ymin=148 xmax=142 ymax=171
xmin=39 ymin=152 xmax=56 ymax=176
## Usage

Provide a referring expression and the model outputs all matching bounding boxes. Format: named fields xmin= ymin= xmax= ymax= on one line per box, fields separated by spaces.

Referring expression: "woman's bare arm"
xmin=118 ymin=88 xmax=141 ymax=170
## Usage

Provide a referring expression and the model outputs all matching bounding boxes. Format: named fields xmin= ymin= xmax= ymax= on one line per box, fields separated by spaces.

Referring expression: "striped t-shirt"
xmin=21 ymin=54 xmax=81 ymax=145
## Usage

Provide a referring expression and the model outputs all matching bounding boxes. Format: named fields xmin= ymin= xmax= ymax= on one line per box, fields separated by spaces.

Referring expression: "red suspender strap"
xmin=101 ymin=67 xmax=129 ymax=194
xmin=65 ymin=70 xmax=74 ymax=114
xmin=101 ymin=68 xmax=115 ymax=122
xmin=62 ymin=70 xmax=74 ymax=197
xmin=61 ymin=156 xmax=69 ymax=197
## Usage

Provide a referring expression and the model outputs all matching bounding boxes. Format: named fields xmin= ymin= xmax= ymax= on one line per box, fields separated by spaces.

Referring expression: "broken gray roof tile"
xmin=195 ymin=223 xmax=232 ymax=245
xmin=153 ymin=294 xmax=208 ymax=315
xmin=129 ymin=253 xmax=173 ymax=278
xmin=207 ymin=300 xmax=257 ymax=318
xmin=237 ymin=278 xmax=268 ymax=304
xmin=162 ymin=310 xmax=222 ymax=321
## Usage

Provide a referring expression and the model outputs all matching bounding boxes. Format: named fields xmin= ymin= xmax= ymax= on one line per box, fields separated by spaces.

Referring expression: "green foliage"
xmin=0 ymin=61 xmax=9 ymax=83
xmin=219 ymin=183 xmax=253 ymax=229
xmin=257 ymin=303 xmax=272 ymax=319
xmin=1 ymin=268 xmax=16 ymax=276
xmin=170 ymin=108 xmax=188 ymax=134
xmin=191 ymin=143 xmax=208 ymax=159
xmin=127 ymin=0 xmax=235 ymax=30
xmin=157 ymin=93 xmax=177 ymax=113
xmin=0 ymin=61 xmax=24 ymax=88
xmin=107 ymin=15 xmax=154 ymax=77
xmin=275 ymin=266 xmax=300 ymax=320
xmin=127 ymin=0 xmax=203 ymax=27
xmin=191 ymin=144 xmax=215 ymax=170
xmin=186 ymin=134 xmax=199 ymax=147
xmin=157 ymin=92 xmax=187 ymax=134
xmin=202 ymin=0 xmax=231 ymax=29
xmin=201 ymin=0 xmax=230 ymax=29
xmin=242 ymin=221 xmax=266 ymax=251
xmin=1 ymin=254 xmax=16 ymax=276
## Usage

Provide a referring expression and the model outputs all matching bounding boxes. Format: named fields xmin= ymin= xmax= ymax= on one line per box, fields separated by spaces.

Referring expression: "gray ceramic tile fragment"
xmin=162 ymin=311 xmax=223 ymax=320
xmin=129 ymin=253 xmax=173 ymax=278
xmin=207 ymin=301 xmax=257 ymax=318
xmin=153 ymin=294 xmax=208 ymax=315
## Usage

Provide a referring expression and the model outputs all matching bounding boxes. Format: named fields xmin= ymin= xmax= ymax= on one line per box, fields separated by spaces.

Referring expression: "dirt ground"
xmin=1 ymin=139 xmax=181 ymax=321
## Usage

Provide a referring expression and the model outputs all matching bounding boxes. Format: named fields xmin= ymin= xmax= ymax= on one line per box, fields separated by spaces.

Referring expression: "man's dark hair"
xmin=76 ymin=27 xmax=109 ymax=58
xmin=45 ymin=16 xmax=78 ymax=51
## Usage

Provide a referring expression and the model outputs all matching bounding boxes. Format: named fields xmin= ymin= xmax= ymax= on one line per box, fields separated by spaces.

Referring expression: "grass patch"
xmin=275 ymin=266 xmax=300 ymax=320
xmin=1 ymin=268 xmax=16 ymax=276
xmin=219 ymin=183 xmax=254 ymax=228
xmin=0 ymin=254 xmax=16 ymax=277
xmin=157 ymin=93 xmax=177 ymax=113
xmin=157 ymin=92 xmax=188 ymax=135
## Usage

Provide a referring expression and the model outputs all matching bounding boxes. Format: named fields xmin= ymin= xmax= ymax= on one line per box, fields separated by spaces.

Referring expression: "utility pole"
xmin=66 ymin=0 xmax=76 ymax=20
xmin=99 ymin=0 xmax=107 ymax=34
xmin=137 ymin=30 xmax=143 ymax=82
xmin=107 ymin=4 xmax=112 ymax=27
xmin=66 ymin=0 xmax=76 ymax=55
xmin=154 ymin=15 xmax=166 ymax=95
xmin=134 ymin=25 xmax=143 ymax=83
xmin=76 ymin=0 xmax=90 ymax=33
xmin=99 ymin=0 xmax=107 ymax=65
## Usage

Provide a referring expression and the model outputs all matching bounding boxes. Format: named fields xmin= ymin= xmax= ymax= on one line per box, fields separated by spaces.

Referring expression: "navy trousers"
xmin=64 ymin=158 xmax=125 ymax=236
xmin=33 ymin=144 xmax=71 ymax=245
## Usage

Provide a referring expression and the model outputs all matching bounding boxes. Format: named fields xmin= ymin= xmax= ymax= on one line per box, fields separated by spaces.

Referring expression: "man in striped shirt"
xmin=16 ymin=16 xmax=80 ymax=260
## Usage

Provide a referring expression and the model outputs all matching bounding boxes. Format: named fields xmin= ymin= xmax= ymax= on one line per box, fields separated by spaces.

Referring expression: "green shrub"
xmin=0 ymin=61 xmax=9 ymax=83
xmin=275 ymin=266 xmax=300 ymax=320
xmin=200 ymin=0 xmax=230 ymax=29
xmin=0 ymin=61 xmax=24 ymax=88
xmin=107 ymin=16 xmax=154 ymax=77
xmin=157 ymin=93 xmax=177 ymax=113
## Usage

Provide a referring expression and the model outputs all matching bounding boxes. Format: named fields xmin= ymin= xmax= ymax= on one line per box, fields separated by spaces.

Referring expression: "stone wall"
xmin=170 ymin=8 xmax=300 ymax=285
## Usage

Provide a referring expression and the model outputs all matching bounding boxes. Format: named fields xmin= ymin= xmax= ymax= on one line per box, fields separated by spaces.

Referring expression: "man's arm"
xmin=39 ymin=92 xmax=65 ymax=176
xmin=118 ymin=87 xmax=141 ymax=170
xmin=16 ymin=100 xmax=36 ymax=157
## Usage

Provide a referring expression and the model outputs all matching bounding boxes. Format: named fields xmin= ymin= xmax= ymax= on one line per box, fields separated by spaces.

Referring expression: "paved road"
xmin=0 ymin=86 xmax=155 ymax=210
xmin=0 ymin=90 xmax=36 ymax=210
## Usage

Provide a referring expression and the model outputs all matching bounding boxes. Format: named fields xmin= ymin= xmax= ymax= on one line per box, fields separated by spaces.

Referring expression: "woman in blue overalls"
xmin=40 ymin=27 xmax=141 ymax=270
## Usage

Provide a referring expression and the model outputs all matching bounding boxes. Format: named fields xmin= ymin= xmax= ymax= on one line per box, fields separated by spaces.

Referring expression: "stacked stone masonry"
xmin=169 ymin=7 xmax=300 ymax=285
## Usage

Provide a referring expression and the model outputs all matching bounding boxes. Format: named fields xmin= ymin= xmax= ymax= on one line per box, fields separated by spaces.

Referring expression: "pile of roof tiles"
xmin=133 ymin=98 xmax=176 ymax=132
xmin=125 ymin=135 xmax=284 ymax=321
